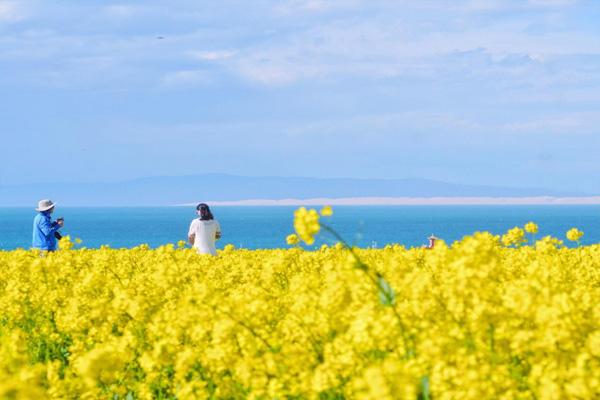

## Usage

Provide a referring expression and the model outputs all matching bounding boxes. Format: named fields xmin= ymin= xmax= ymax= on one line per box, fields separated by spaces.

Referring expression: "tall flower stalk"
xmin=289 ymin=206 xmax=414 ymax=358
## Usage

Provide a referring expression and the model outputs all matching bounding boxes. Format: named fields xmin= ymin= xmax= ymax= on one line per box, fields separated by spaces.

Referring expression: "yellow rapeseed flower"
xmin=566 ymin=228 xmax=584 ymax=242
xmin=0 ymin=212 xmax=597 ymax=399
xmin=293 ymin=207 xmax=320 ymax=245
xmin=501 ymin=226 xmax=527 ymax=247
xmin=524 ymin=222 xmax=539 ymax=234
xmin=286 ymin=234 xmax=300 ymax=245
xmin=58 ymin=235 xmax=74 ymax=250
xmin=320 ymin=206 xmax=333 ymax=217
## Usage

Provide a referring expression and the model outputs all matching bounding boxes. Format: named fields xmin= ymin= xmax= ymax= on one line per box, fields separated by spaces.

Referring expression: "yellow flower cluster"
xmin=293 ymin=207 xmax=321 ymax=245
xmin=566 ymin=227 xmax=584 ymax=242
xmin=501 ymin=226 xmax=527 ymax=247
xmin=320 ymin=206 xmax=333 ymax=217
xmin=286 ymin=233 xmax=300 ymax=246
xmin=524 ymin=221 xmax=539 ymax=234
xmin=0 ymin=230 xmax=599 ymax=399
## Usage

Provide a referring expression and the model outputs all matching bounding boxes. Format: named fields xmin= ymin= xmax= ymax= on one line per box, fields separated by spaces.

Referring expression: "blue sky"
xmin=1 ymin=0 xmax=600 ymax=193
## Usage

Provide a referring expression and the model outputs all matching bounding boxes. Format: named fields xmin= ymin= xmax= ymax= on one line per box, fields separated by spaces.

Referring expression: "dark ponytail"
xmin=196 ymin=203 xmax=214 ymax=220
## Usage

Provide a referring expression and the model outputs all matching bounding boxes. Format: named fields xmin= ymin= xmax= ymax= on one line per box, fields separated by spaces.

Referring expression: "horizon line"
xmin=178 ymin=196 xmax=600 ymax=206
xmin=2 ymin=196 xmax=599 ymax=208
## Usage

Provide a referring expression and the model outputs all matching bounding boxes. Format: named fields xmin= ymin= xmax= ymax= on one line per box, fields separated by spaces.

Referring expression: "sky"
xmin=1 ymin=0 xmax=600 ymax=193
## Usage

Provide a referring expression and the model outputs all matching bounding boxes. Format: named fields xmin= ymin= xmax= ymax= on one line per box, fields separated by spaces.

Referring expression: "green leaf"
xmin=418 ymin=375 xmax=430 ymax=400
xmin=377 ymin=276 xmax=396 ymax=306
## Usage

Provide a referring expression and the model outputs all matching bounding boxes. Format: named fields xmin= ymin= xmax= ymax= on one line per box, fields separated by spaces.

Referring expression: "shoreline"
xmin=178 ymin=196 xmax=600 ymax=206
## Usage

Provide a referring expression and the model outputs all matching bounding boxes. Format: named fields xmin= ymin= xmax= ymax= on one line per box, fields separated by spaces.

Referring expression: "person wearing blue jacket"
xmin=32 ymin=199 xmax=64 ymax=251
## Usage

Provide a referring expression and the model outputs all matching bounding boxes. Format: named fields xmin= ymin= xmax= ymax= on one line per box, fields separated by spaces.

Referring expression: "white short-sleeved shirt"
xmin=188 ymin=218 xmax=221 ymax=255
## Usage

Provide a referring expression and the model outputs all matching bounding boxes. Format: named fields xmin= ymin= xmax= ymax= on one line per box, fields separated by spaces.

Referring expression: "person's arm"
xmin=188 ymin=220 xmax=197 ymax=245
xmin=39 ymin=217 xmax=61 ymax=238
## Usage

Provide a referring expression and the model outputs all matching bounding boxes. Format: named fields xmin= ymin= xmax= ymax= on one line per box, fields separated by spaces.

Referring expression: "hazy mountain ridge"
xmin=0 ymin=173 xmax=586 ymax=206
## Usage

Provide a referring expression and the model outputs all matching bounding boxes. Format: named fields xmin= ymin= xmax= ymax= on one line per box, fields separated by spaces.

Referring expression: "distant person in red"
xmin=32 ymin=199 xmax=64 ymax=251
xmin=424 ymin=234 xmax=438 ymax=249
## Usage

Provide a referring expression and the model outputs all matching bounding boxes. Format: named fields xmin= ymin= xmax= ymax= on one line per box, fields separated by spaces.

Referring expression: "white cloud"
xmin=528 ymin=0 xmax=579 ymax=6
xmin=104 ymin=5 xmax=137 ymax=18
xmin=282 ymin=109 xmax=600 ymax=140
xmin=460 ymin=0 xmax=579 ymax=12
xmin=161 ymin=69 xmax=213 ymax=87
xmin=0 ymin=0 xmax=24 ymax=22
xmin=461 ymin=0 xmax=512 ymax=12
xmin=502 ymin=112 xmax=599 ymax=134
xmin=187 ymin=50 xmax=237 ymax=61
xmin=273 ymin=0 xmax=363 ymax=15
xmin=1 ymin=0 xmax=598 ymax=91
xmin=206 ymin=5 xmax=600 ymax=86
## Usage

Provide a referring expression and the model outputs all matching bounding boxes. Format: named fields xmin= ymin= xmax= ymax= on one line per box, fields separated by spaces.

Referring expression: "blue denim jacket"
xmin=32 ymin=212 xmax=61 ymax=250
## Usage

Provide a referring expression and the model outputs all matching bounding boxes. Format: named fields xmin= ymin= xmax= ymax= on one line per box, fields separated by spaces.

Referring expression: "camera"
xmin=54 ymin=217 xmax=64 ymax=240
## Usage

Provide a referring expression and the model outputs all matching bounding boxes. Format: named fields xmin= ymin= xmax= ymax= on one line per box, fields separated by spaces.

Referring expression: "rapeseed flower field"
xmin=0 ymin=208 xmax=599 ymax=399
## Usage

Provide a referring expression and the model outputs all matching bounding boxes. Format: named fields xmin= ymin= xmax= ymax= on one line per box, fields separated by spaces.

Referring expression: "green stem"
xmin=320 ymin=223 xmax=414 ymax=359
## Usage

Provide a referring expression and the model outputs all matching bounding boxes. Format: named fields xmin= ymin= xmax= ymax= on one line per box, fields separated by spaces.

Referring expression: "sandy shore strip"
xmin=178 ymin=197 xmax=600 ymax=206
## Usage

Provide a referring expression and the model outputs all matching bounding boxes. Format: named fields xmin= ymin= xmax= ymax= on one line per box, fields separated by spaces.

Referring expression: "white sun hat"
xmin=36 ymin=199 xmax=56 ymax=212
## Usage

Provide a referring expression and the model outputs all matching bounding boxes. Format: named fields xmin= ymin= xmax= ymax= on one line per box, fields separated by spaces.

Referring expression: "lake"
xmin=1 ymin=206 xmax=598 ymax=250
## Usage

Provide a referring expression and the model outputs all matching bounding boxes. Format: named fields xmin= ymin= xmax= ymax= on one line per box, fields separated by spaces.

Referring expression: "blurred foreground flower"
xmin=293 ymin=207 xmax=320 ymax=245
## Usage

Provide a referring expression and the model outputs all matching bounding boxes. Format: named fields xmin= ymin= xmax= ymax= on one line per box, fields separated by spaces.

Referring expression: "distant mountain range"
xmin=0 ymin=173 xmax=587 ymax=206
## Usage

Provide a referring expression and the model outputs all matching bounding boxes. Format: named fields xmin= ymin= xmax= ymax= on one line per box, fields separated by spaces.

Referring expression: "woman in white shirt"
xmin=188 ymin=203 xmax=221 ymax=255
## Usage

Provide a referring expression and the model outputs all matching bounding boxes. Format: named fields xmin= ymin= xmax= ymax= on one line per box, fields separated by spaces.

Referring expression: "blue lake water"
xmin=0 ymin=206 xmax=599 ymax=250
